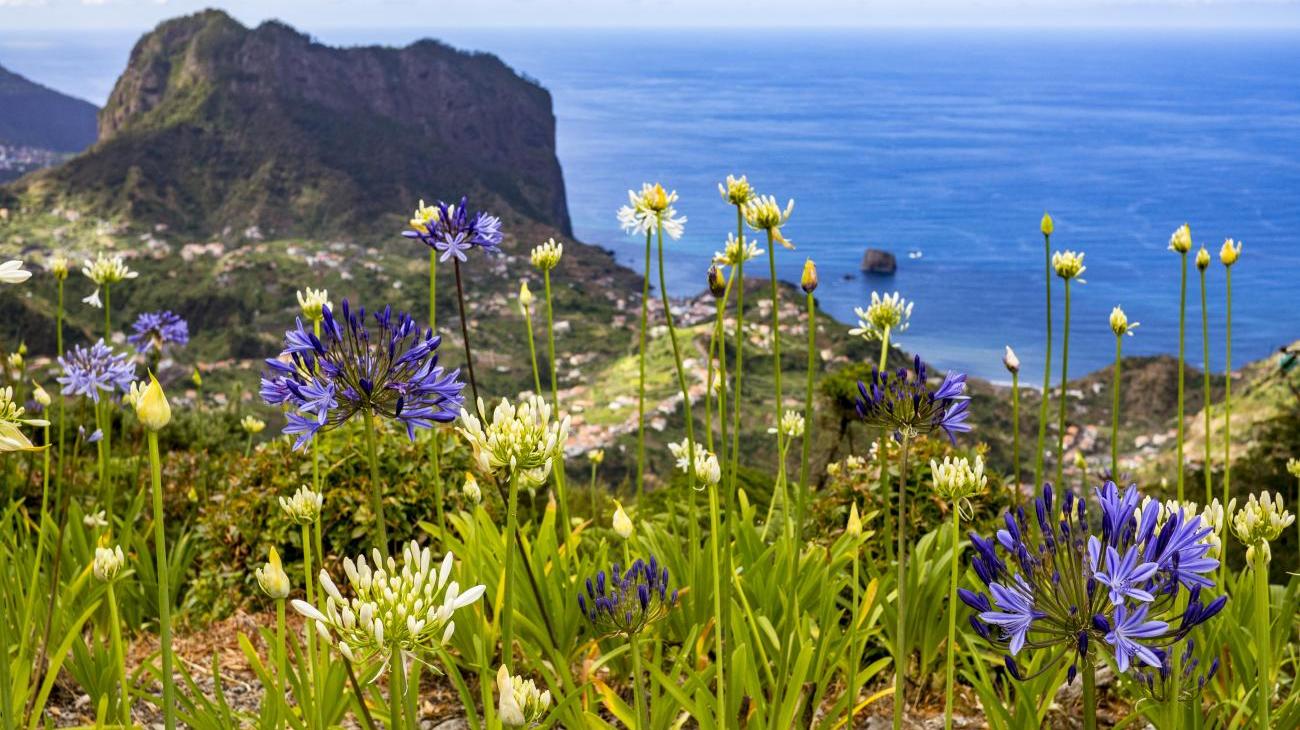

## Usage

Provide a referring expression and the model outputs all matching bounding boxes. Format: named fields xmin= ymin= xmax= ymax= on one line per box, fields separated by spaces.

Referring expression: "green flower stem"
xmin=501 ymin=469 xmax=521 ymax=663
xmin=0 ymin=571 xmax=9 ymax=730
xmin=275 ymin=598 xmax=287 ymax=729
xmin=657 ymin=223 xmax=697 ymax=499
xmin=244 ymin=433 xmax=254 ymax=457
xmin=1082 ymin=660 xmax=1097 ymax=730
xmin=55 ymin=278 xmax=65 ymax=499
xmin=942 ymin=502 xmax=961 ymax=730
xmin=523 ymin=302 xmax=542 ymax=393
xmin=1035 ymin=231 xmax=1053 ymax=491
xmin=1251 ymin=548 xmax=1271 ymax=728
xmin=1199 ymin=266 xmax=1212 ymax=504
xmin=893 ymin=433 xmax=912 ymax=730
xmin=147 ymin=431 xmax=176 ymax=730
xmin=1112 ymin=335 xmax=1122 ymax=479
xmin=630 ymin=632 xmax=649 ymax=730
xmin=637 ymin=230 xmax=652 ymax=501
xmin=103 ymin=283 xmax=112 ymax=340
xmin=428 ymin=249 xmax=445 ymax=535
xmin=344 ymin=658 xmax=379 ymax=730
xmin=429 ymin=248 xmax=438 ymax=331
xmin=730 ymin=209 xmax=746 ymax=494
xmin=96 ymin=399 xmax=109 ymax=513
xmin=878 ymin=326 xmax=891 ymax=372
xmin=362 ymin=412 xmax=388 ymax=553
xmin=766 ymin=232 xmax=784 ymax=484
xmin=1176 ymin=250 xmax=1188 ymax=501
xmin=1011 ymin=371 xmax=1021 ymax=505
xmin=589 ymin=461 xmax=598 ymax=519
xmin=706 ymin=475 xmax=726 ymax=729
xmin=1222 ymin=268 xmax=1232 ymax=517
xmin=543 ymin=269 xmax=570 ymax=537
xmin=107 ymin=582 xmax=130 ymax=725
xmin=1055 ymin=279 xmax=1072 ymax=487
xmin=301 ymin=523 xmax=322 ymax=729
xmin=452 ymin=259 xmax=482 ymax=418
xmin=846 ymin=531 xmax=860 ymax=728
xmin=390 ymin=647 xmax=406 ymax=730
xmin=798 ymin=289 xmax=816 ymax=543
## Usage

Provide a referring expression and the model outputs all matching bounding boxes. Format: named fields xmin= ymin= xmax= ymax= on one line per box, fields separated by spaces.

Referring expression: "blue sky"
xmin=1 ymin=0 xmax=1298 ymax=30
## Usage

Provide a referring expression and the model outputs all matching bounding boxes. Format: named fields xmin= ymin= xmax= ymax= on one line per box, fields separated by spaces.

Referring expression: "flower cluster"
xmin=1110 ymin=306 xmax=1138 ymax=337
xmin=1288 ymin=458 xmax=1300 ymax=479
xmin=497 ymin=665 xmax=552 ymax=727
xmin=128 ymin=311 xmax=189 ymax=354
xmin=668 ymin=438 xmax=721 ymax=486
xmin=712 ymin=233 xmax=762 ymax=267
xmin=849 ymin=291 xmax=913 ymax=341
xmin=718 ymin=174 xmax=756 ymax=206
xmin=240 ymin=415 xmax=265 ymax=435
xmin=931 ymin=455 xmax=987 ymax=502
xmin=0 ymin=386 xmax=48 ymax=452
xmin=82 ymin=254 xmax=138 ymax=285
xmin=93 ymin=543 xmax=126 ymax=582
xmin=292 ymin=541 xmax=486 ymax=668
xmin=458 ymin=396 xmax=570 ymax=487
xmin=742 ymin=195 xmax=794 ymax=248
xmin=256 ymin=547 xmax=291 ymax=599
xmin=1168 ymin=224 xmax=1192 ymax=254
xmin=46 ymin=255 xmax=70 ymax=281
xmin=403 ymin=197 xmax=504 ymax=262
xmin=577 ymin=556 xmax=678 ymax=638
xmin=618 ymin=183 xmax=686 ymax=239
xmin=963 ymin=482 xmax=1225 ymax=696
xmin=261 ymin=300 xmax=464 ymax=449
xmin=1052 ymin=250 xmax=1086 ymax=281
xmin=279 ymin=485 xmax=323 ymax=524
xmin=854 ymin=355 xmax=970 ymax=443
xmin=1231 ymin=492 xmax=1294 ymax=563
xmin=769 ymin=410 xmax=805 ymax=440
xmin=530 ymin=238 xmax=563 ymax=271
xmin=58 ymin=340 xmax=136 ymax=403
xmin=297 ymin=288 xmax=331 ymax=321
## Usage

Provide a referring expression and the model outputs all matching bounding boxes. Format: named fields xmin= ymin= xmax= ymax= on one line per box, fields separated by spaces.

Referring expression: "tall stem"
xmin=107 ymin=583 xmax=131 ymax=725
xmin=428 ymin=249 xmax=445 ymax=535
xmin=942 ymin=504 xmax=961 ymax=730
xmin=1082 ymin=660 xmax=1097 ymax=730
xmin=1176 ymin=251 xmax=1188 ymax=500
xmin=798 ymin=290 xmax=816 ymax=543
xmin=846 ymin=531 xmax=859 ymax=729
xmin=390 ymin=648 xmax=406 ymax=730
xmin=502 ymin=469 xmax=520 ymax=663
xmin=103 ymin=283 xmax=112 ymax=340
xmin=1035 ymin=231 xmax=1053 ymax=491
xmin=878 ymin=327 xmax=891 ymax=373
xmin=1055 ymin=279 xmax=1071 ymax=487
xmin=0 ymin=552 xmax=9 ymax=730
xmin=1222 ymin=269 xmax=1232 ymax=514
xmin=362 ymin=412 xmax=388 ymax=552
xmin=630 ymin=632 xmax=649 ymax=730
xmin=1011 ymin=372 xmax=1021 ymax=505
xmin=523 ymin=302 xmax=542 ymax=393
xmin=766 ymin=233 xmax=784 ymax=483
xmin=148 ymin=432 xmax=176 ymax=730
xmin=658 ymin=223 xmax=697 ymax=498
xmin=893 ymin=434 xmax=911 ymax=730
xmin=543 ymin=269 xmax=570 ymax=536
xmin=707 ymin=478 xmax=726 ymax=728
xmin=452 ymin=259 xmax=482 ymax=418
xmin=637 ymin=230 xmax=652 ymax=500
xmin=302 ymin=523 xmax=321 ymax=729
xmin=275 ymin=599 xmax=287 ymax=729
xmin=1199 ymin=267 xmax=1212 ymax=504
xmin=1252 ymin=549 xmax=1271 ymax=728
xmin=55 ymin=279 xmax=65 ymax=500
xmin=730 ymin=209 xmax=746 ymax=493
xmin=1112 ymin=335 xmax=1122 ymax=479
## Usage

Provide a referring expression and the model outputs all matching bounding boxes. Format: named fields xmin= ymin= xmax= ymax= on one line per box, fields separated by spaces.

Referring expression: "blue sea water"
xmin=2 ymin=27 xmax=1297 ymax=381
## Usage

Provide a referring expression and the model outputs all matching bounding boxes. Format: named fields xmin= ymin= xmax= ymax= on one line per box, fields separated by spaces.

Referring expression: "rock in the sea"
xmin=861 ymin=248 xmax=897 ymax=274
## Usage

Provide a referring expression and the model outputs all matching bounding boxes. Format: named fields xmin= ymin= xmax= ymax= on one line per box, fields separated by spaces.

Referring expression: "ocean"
xmin=2 ymin=27 xmax=1297 ymax=382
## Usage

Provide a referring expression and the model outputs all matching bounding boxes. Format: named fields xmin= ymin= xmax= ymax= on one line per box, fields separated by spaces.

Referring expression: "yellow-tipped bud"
xmin=846 ymin=501 xmax=862 ymax=537
xmin=1219 ymin=238 xmax=1241 ymax=267
xmin=530 ymin=238 xmax=564 ymax=271
xmin=256 ymin=547 xmax=291 ymax=599
xmin=612 ymin=500 xmax=634 ymax=540
xmin=240 ymin=415 xmax=266 ymax=434
xmin=1040 ymin=213 xmax=1054 ymax=236
xmin=191 ymin=367 xmax=203 ymax=388
xmin=1052 ymin=250 xmax=1086 ymax=281
xmin=47 ymin=255 xmax=70 ymax=280
xmin=93 ymin=544 xmax=126 ymax=582
xmin=136 ymin=372 xmax=171 ymax=432
xmin=32 ymin=382 xmax=51 ymax=407
xmin=1110 ymin=306 xmax=1138 ymax=337
xmin=1195 ymin=246 xmax=1210 ymax=271
xmin=518 ymin=280 xmax=535 ymax=309
xmin=645 ymin=183 xmax=670 ymax=212
xmin=587 ymin=448 xmax=605 ymax=465
xmin=801 ymin=258 xmax=818 ymax=293
xmin=1168 ymin=224 xmax=1192 ymax=254
xmin=462 ymin=472 xmax=482 ymax=503
xmin=707 ymin=265 xmax=726 ymax=298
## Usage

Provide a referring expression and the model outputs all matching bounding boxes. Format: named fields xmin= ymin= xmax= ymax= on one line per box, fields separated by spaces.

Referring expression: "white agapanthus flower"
xmin=849 ymin=291 xmax=913 ymax=341
xmin=256 ymin=547 xmax=291 ymax=599
xmin=617 ymin=183 xmax=686 ymax=239
xmin=462 ymin=472 xmax=482 ymax=504
xmin=279 ymin=485 xmax=324 ymax=525
xmin=742 ymin=194 xmax=795 ymax=248
xmin=497 ymin=664 xmax=552 ymax=727
xmin=931 ymin=455 xmax=987 ymax=502
xmin=530 ymin=238 xmax=563 ymax=271
xmin=0 ymin=260 xmax=32 ymax=284
xmin=82 ymin=288 xmax=103 ymax=309
xmin=0 ymin=385 xmax=49 ymax=452
xmin=458 ymin=396 xmax=570 ymax=488
xmin=718 ymin=174 xmax=756 ymax=206
xmin=668 ymin=438 xmax=721 ymax=487
xmin=292 ymin=540 xmax=485 ymax=672
xmin=1231 ymin=492 xmax=1295 ymax=563
xmin=612 ymin=500 xmax=634 ymax=540
xmin=767 ymin=410 xmax=805 ymax=440
xmin=93 ymin=544 xmax=126 ymax=582
xmin=82 ymin=254 xmax=138 ymax=286
xmin=297 ymin=287 xmax=331 ymax=322
xmin=712 ymin=233 xmax=763 ymax=267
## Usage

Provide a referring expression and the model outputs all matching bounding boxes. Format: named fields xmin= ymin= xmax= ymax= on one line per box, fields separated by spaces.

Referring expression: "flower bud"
xmin=1110 ymin=306 xmax=1138 ymax=337
xmin=48 ymin=255 xmax=70 ymax=281
xmin=718 ymin=174 xmax=755 ymax=206
xmin=256 ymin=547 xmax=292 ymax=599
xmin=297 ymin=287 xmax=330 ymax=322
xmin=279 ymin=485 xmax=323 ymax=524
xmin=645 ymin=183 xmax=670 ymax=212
xmin=32 ymin=382 xmax=50 ymax=407
xmin=93 ymin=543 xmax=126 ymax=582
xmin=462 ymin=472 xmax=482 ymax=503
xmin=707 ymin=265 xmax=726 ymax=298
xmin=1040 ymin=213 xmax=1054 ymax=236
xmin=240 ymin=415 xmax=266 ymax=434
xmin=1195 ymin=246 xmax=1210 ymax=271
xmin=1002 ymin=346 xmax=1020 ymax=375
xmin=846 ymin=501 xmax=862 ymax=537
xmin=136 ymin=372 xmax=171 ymax=432
xmin=1052 ymin=250 xmax=1086 ymax=280
xmin=1168 ymin=224 xmax=1192 ymax=254
xmin=191 ymin=367 xmax=203 ymax=388
xmin=1288 ymin=458 xmax=1300 ymax=479
xmin=587 ymin=449 xmax=605 ymax=465
xmin=801 ymin=258 xmax=818 ymax=293
xmin=530 ymin=238 xmax=563 ymax=271
xmin=518 ymin=280 xmax=535 ymax=309
xmin=612 ymin=500 xmax=634 ymax=540
xmin=1219 ymin=238 xmax=1241 ymax=267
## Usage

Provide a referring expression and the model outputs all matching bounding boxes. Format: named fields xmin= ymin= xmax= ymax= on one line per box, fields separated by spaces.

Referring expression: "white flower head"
xmin=849 ymin=291 xmax=913 ymax=341
xmin=1052 ymin=250 xmax=1086 ymax=281
xmin=0 ymin=260 xmax=33 ymax=285
xmin=612 ymin=500 xmax=634 ymax=540
xmin=718 ymin=174 xmax=756 ymax=206
xmin=297 ymin=287 xmax=331 ymax=322
xmin=1287 ymin=458 xmax=1300 ymax=479
xmin=291 ymin=540 xmax=485 ymax=672
xmin=930 ymin=455 xmax=987 ymax=502
xmin=768 ymin=410 xmax=805 ymax=440
xmin=82 ymin=288 xmax=103 ymax=309
xmin=0 ymin=386 xmax=48 ymax=452
xmin=1231 ymin=491 xmax=1294 ymax=563
xmin=256 ymin=547 xmax=292 ymax=599
xmin=1003 ymin=346 xmax=1020 ymax=375
xmin=93 ymin=544 xmax=126 ymax=582
xmin=82 ymin=254 xmax=137 ymax=286
xmin=742 ymin=194 xmax=794 ymax=248
xmin=458 ymin=396 xmax=570 ymax=488
xmin=712 ymin=233 xmax=763 ymax=267
xmin=1168 ymin=223 xmax=1192 ymax=254
xmin=240 ymin=415 xmax=266 ymax=434
xmin=618 ymin=183 xmax=686 ymax=239
xmin=279 ymin=484 xmax=324 ymax=525
xmin=1110 ymin=306 xmax=1138 ymax=337
xmin=530 ymin=238 xmax=563 ymax=271
xmin=46 ymin=254 xmax=70 ymax=280
xmin=1219 ymin=238 xmax=1241 ymax=267
xmin=462 ymin=472 xmax=482 ymax=504
xmin=497 ymin=664 xmax=552 ymax=727
xmin=83 ymin=510 xmax=108 ymax=529
xmin=668 ymin=438 xmax=720 ymax=487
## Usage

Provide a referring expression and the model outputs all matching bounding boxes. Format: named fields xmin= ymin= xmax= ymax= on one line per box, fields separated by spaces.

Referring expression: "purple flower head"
xmin=854 ymin=355 xmax=970 ymax=442
xmin=403 ymin=196 xmax=504 ymax=262
xmin=578 ymin=555 xmax=677 ymax=638
xmin=1089 ymin=539 xmax=1158 ymax=606
xmin=979 ymin=575 xmax=1045 ymax=655
xmin=57 ymin=340 xmax=136 ymax=403
xmin=1105 ymin=604 xmax=1167 ymax=672
xmin=127 ymin=311 xmax=189 ymax=354
xmin=260 ymin=301 xmax=464 ymax=449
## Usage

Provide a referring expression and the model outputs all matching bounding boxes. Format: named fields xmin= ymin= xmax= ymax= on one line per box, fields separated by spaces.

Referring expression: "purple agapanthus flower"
xmin=578 ymin=554 xmax=678 ymax=639
xmin=403 ymin=197 xmax=504 ymax=262
xmin=963 ymin=481 xmax=1225 ymax=702
xmin=57 ymin=340 xmax=136 ymax=403
xmin=127 ymin=310 xmax=189 ymax=354
xmin=1102 ymin=603 xmax=1167 ymax=672
xmin=854 ymin=354 xmax=970 ymax=443
xmin=260 ymin=300 xmax=464 ymax=449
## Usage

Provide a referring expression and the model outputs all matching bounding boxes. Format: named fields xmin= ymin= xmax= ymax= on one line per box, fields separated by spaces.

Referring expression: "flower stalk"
xmin=141 ymin=372 xmax=176 ymax=730
xmin=362 ymin=411 xmax=388 ymax=552
xmin=798 ymin=260 xmax=818 ymax=541
xmin=1221 ymin=239 xmax=1239 ymax=528
xmin=1035 ymin=214 xmax=1054 ymax=491
xmin=637 ymin=229 xmax=651 ymax=500
xmin=1170 ymin=224 xmax=1192 ymax=501
xmin=893 ymin=434 xmax=912 ymax=730
xmin=1052 ymin=249 xmax=1086 ymax=487
xmin=1197 ymin=248 xmax=1212 ymax=504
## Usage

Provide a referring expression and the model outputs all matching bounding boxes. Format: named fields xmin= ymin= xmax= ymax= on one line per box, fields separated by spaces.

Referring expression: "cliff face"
xmin=0 ymin=64 xmax=98 ymax=153
xmin=9 ymin=10 xmax=571 ymax=238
